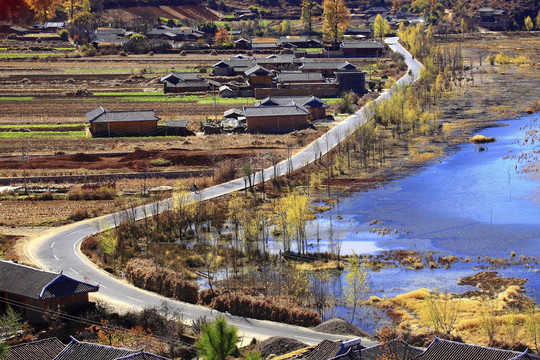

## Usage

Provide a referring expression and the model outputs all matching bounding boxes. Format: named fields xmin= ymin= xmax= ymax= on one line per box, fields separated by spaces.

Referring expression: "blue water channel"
xmin=307 ymin=113 xmax=540 ymax=328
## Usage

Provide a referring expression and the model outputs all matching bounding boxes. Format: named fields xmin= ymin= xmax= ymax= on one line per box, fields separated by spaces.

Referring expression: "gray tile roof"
xmin=302 ymin=340 xmax=342 ymax=360
xmin=160 ymin=72 xmax=205 ymax=87
xmin=243 ymin=104 xmax=310 ymax=117
xmin=361 ymin=339 xmax=423 ymax=360
xmin=223 ymin=108 xmax=244 ymax=117
xmin=165 ymin=120 xmax=188 ymax=128
xmin=340 ymin=41 xmax=384 ymax=49
xmin=7 ymin=338 xmax=66 ymax=360
xmin=115 ymin=352 xmax=171 ymax=360
xmin=86 ymin=107 xmax=160 ymax=124
xmin=276 ymin=72 xmax=325 ymax=83
xmin=0 ymin=260 xmax=99 ymax=300
xmin=53 ymin=337 xmax=137 ymax=360
xmin=415 ymin=338 xmax=540 ymax=360
xmin=300 ymin=62 xmax=358 ymax=71
xmin=251 ymin=42 xmax=279 ymax=49
xmin=244 ymin=65 xmax=271 ymax=76
xmin=212 ymin=58 xmax=256 ymax=69
xmin=255 ymin=96 xmax=328 ymax=109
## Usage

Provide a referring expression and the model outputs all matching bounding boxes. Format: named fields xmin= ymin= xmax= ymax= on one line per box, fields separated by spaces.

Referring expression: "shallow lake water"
xmin=306 ymin=113 xmax=540 ymax=329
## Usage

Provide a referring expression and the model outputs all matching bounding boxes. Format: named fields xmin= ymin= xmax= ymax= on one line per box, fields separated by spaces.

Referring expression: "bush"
xmin=58 ymin=29 xmax=69 ymax=41
xmin=69 ymin=208 xmax=90 ymax=221
xmin=215 ymin=160 xmax=236 ymax=183
xmin=203 ymin=291 xmax=321 ymax=327
xmin=336 ymin=91 xmax=359 ymax=114
xmin=125 ymin=258 xmax=199 ymax=304
xmin=150 ymin=158 xmax=172 ymax=167
xmin=38 ymin=191 xmax=54 ymax=200
xmin=68 ymin=186 xmax=115 ymax=200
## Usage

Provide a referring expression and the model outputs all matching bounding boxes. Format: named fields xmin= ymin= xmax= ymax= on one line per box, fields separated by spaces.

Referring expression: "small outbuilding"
xmin=0 ymin=260 xmax=99 ymax=323
xmin=86 ymin=106 xmax=160 ymax=137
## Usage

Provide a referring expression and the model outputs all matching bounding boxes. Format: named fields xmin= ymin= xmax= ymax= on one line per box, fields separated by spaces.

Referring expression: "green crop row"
xmin=0 ymin=131 xmax=85 ymax=138
xmin=0 ymin=97 xmax=34 ymax=101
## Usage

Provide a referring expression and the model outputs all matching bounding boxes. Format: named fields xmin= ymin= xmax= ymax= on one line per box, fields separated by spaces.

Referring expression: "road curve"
xmin=26 ymin=38 xmax=421 ymax=346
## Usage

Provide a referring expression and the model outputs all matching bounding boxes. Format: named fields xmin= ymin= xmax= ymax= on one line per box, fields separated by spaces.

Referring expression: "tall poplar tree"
xmin=301 ymin=0 xmax=317 ymax=33
xmin=322 ymin=0 xmax=350 ymax=43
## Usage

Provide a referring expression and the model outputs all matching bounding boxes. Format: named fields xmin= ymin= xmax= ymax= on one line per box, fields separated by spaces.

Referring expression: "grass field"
xmin=0 ymin=53 xmax=66 ymax=58
xmin=0 ymin=124 xmax=83 ymax=129
xmin=0 ymin=131 xmax=85 ymax=138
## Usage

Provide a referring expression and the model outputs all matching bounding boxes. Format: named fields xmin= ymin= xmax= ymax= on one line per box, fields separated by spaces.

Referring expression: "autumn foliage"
xmin=199 ymin=289 xmax=321 ymax=327
xmin=125 ymin=258 xmax=199 ymax=304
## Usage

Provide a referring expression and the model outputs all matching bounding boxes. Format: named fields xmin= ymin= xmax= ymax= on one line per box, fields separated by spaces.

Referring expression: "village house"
xmin=160 ymin=72 xmax=209 ymax=93
xmin=234 ymin=38 xmax=251 ymax=49
xmin=300 ymin=61 xmax=358 ymax=77
xmin=345 ymin=27 xmax=373 ymax=38
xmin=340 ymin=41 xmax=385 ymax=57
xmin=244 ymin=65 xmax=273 ymax=88
xmin=146 ymin=26 xmax=204 ymax=42
xmin=477 ymin=7 xmax=512 ymax=30
xmin=92 ymin=28 xmax=127 ymax=48
xmin=255 ymin=95 xmax=329 ymax=120
xmin=86 ymin=107 xmax=160 ymax=137
xmin=275 ymin=71 xmax=326 ymax=86
xmin=255 ymin=54 xmax=308 ymax=71
xmin=212 ymin=58 xmax=256 ymax=76
xmin=0 ymin=261 xmax=99 ymax=323
xmin=243 ymin=104 xmax=311 ymax=132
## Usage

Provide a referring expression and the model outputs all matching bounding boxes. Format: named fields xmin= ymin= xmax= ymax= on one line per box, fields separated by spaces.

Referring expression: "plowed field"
xmin=115 ymin=5 xmax=219 ymax=22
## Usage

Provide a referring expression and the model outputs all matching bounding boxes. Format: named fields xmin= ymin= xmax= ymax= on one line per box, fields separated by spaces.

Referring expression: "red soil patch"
xmin=0 ymin=148 xmax=288 ymax=172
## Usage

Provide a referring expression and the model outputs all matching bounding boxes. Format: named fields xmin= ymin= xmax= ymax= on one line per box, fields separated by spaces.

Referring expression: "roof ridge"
xmin=0 ymin=259 xmax=58 ymax=275
xmin=68 ymin=337 xmax=140 ymax=353
xmin=430 ymin=337 xmax=526 ymax=355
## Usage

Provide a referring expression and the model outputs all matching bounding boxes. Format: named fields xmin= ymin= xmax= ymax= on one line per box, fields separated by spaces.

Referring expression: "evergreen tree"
xmin=195 ymin=316 xmax=238 ymax=360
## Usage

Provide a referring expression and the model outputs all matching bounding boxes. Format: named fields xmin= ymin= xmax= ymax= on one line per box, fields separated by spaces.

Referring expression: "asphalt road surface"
xmin=26 ymin=37 xmax=421 ymax=346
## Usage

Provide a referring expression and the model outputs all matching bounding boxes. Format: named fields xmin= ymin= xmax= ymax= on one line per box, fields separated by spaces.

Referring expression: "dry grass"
xmin=470 ymin=135 xmax=496 ymax=144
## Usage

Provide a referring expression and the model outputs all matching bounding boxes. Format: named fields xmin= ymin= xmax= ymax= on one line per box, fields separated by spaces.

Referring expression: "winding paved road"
xmin=25 ymin=38 xmax=422 ymax=346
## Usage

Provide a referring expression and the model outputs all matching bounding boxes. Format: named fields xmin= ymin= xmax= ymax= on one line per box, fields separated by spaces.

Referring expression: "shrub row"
xmin=125 ymin=258 xmax=198 ymax=304
xmin=199 ymin=289 xmax=321 ymax=327
xmin=67 ymin=187 xmax=115 ymax=200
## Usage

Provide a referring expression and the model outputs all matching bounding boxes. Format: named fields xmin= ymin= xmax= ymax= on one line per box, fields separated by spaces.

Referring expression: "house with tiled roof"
xmin=244 ymin=65 xmax=273 ymax=87
xmin=243 ymin=104 xmax=311 ymax=132
xmin=160 ymin=72 xmax=209 ymax=93
xmin=340 ymin=41 xmax=384 ymax=57
xmin=0 ymin=261 xmax=99 ymax=323
xmin=85 ymin=107 xmax=160 ymax=137
xmin=300 ymin=61 xmax=358 ymax=77
xmin=6 ymin=337 xmax=66 ymax=360
xmin=255 ymin=96 xmax=329 ymax=119
xmin=415 ymin=338 xmax=540 ymax=360
xmin=212 ymin=58 xmax=257 ymax=76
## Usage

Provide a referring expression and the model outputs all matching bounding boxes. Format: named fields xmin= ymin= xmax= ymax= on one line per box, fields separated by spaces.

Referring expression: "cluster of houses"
xmin=2 ymin=260 xmax=540 ymax=360
xmin=85 ymin=53 xmax=369 ymax=136
xmin=162 ymin=54 xmax=368 ymax=99
xmin=284 ymin=336 xmax=540 ymax=360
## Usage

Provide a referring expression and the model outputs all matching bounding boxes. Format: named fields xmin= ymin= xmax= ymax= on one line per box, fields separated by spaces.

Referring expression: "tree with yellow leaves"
xmin=25 ymin=0 xmax=61 ymax=20
xmin=322 ymin=0 xmax=350 ymax=43
xmin=373 ymin=13 xmax=390 ymax=40
xmin=301 ymin=0 xmax=317 ymax=33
